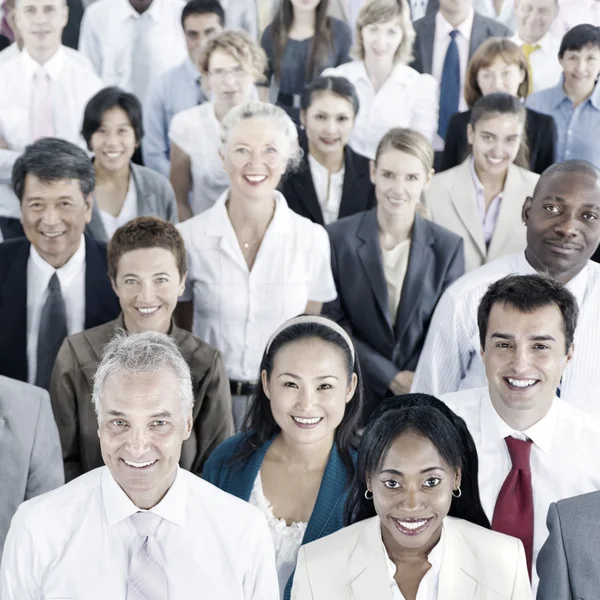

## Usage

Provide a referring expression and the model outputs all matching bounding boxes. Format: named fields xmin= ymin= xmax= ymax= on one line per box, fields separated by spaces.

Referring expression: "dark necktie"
xmin=492 ymin=436 xmax=534 ymax=580
xmin=35 ymin=273 xmax=68 ymax=390
xmin=438 ymin=30 xmax=460 ymax=140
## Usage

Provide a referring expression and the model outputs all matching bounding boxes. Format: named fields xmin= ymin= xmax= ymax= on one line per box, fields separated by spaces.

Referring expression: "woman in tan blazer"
xmin=425 ymin=92 xmax=539 ymax=272
xmin=292 ymin=395 xmax=532 ymax=600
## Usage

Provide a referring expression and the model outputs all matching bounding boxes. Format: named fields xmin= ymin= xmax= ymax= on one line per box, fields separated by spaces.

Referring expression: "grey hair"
xmin=220 ymin=101 xmax=303 ymax=173
xmin=92 ymin=331 xmax=194 ymax=421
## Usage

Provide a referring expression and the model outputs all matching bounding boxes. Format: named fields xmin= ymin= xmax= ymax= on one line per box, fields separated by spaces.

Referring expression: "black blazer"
xmin=0 ymin=217 xmax=25 ymax=241
xmin=0 ymin=235 xmax=120 ymax=383
xmin=279 ymin=145 xmax=375 ymax=225
xmin=441 ymin=108 xmax=556 ymax=174
xmin=323 ymin=209 xmax=464 ymax=407
xmin=0 ymin=34 xmax=9 ymax=52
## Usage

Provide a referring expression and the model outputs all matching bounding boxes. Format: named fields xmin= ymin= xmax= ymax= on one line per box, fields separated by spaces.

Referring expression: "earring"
xmin=364 ymin=489 xmax=373 ymax=500
xmin=452 ymin=487 xmax=462 ymax=498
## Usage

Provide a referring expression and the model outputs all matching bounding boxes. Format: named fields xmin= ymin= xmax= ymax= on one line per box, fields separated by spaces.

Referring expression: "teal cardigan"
xmin=203 ymin=433 xmax=355 ymax=600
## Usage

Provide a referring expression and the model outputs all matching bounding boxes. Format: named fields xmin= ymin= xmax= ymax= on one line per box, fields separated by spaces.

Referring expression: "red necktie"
xmin=492 ymin=436 xmax=534 ymax=580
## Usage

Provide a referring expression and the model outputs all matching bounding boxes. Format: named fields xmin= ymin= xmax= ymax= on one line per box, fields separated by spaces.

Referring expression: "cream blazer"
xmin=425 ymin=158 xmax=539 ymax=272
xmin=291 ymin=515 xmax=532 ymax=600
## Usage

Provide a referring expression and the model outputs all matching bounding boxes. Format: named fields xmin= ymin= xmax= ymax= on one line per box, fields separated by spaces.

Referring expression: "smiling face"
xmin=560 ymin=44 xmax=600 ymax=95
xmin=476 ymin=57 xmax=526 ymax=98
xmin=183 ymin=12 xmax=223 ymax=64
xmin=515 ymin=0 xmax=557 ymax=44
xmin=261 ymin=337 xmax=357 ymax=448
xmin=90 ymin=107 xmax=137 ymax=174
xmin=206 ymin=48 xmax=255 ymax=110
xmin=16 ymin=0 xmax=68 ymax=56
xmin=370 ymin=431 xmax=460 ymax=553
xmin=98 ymin=368 xmax=192 ymax=508
xmin=361 ymin=18 xmax=404 ymax=64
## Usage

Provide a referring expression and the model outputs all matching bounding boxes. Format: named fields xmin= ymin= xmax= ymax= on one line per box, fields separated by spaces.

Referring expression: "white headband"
xmin=265 ymin=315 xmax=355 ymax=363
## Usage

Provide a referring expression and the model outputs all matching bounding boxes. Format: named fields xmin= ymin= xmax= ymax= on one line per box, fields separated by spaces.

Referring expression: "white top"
xmin=219 ymin=0 xmax=258 ymax=40
xmin=553 ymin=0 xmax=600 ymax=37
xmin=473 ymin=0 xmax=516 ymax=31
xmin=78 ymin=0 xmax=187 ymax=105
xmin=169 ymin=102 xmax=229 ymax=216
xmin=177 ymin=190 xmax=337 ymax=380
xmin=382 ymin=239 xmax=411 ymax=324
xmin=307 ymin=153 xmax=344 ymax=225
xmin=409 ymin=0 xmax=430 ymax=21
xmin=442 ymin=387 xmax=600 ymax=595
xmin=0 ymin=466 xmax=279 ymax=600
xmin=26 ymin=235 xmax=86 ymax=385
xmin=98 ymin=174 xmax=138 ymax=239
xmin=511 ymin=33 xmax=562 ymax=93
xmin=432 ymin=8 xmax=474 ymax=151
xmin=249 ymin=472 xmax=307 ymax=599
xmin=0 ymin=47 xmax=103 ymax=219
xmin=322 ymin=60 xmax=439 ymax=160
xmin=0 ymin=43 xmax=96 ymax=69
xmin=411 ymin=252 xmax=600 ymax=418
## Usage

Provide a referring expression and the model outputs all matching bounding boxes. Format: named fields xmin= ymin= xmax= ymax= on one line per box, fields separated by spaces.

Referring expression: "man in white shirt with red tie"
xmin=441 ymin=274 xmax=600 ymax=595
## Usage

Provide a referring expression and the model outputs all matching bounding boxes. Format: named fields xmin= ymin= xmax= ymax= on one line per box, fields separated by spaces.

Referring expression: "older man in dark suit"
xmin=0 ymin=138 xmax=120 ymax=390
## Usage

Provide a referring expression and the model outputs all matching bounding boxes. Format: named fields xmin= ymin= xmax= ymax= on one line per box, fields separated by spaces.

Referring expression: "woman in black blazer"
xmin=323 ymin=128 xmax=464 ymax=415
xmin=279 ymin=76 xmax=375 ymax=225
xmin=441 ymin=37 xmax=556 ymax=175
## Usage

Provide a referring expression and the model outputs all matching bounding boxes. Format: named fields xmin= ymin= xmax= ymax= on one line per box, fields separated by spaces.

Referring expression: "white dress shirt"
xmin=409 ymin=0 xmax=430 ymax=21
xmin=473 ymin=0 xmax=516 ymax=32
xmin=411 ymin=252 xmax=600 ymax=418
xmin=442 ymin=387 xmax=600 ymax=595
xmin=0 ymin=47 xmax=103 ymax=219
xmin=177 ymin=190 xmax=337 ymax=381
xmin=0 ymin=42 xmax=96 ymax=69
xmin=79 ymin=0 xmax=187 ymax=105
xmin=307 ymin=153 xmax=344 ymax=225
xmin=322 ymin=60 xmax=439 ymax=159
xmin=0 ymin=466 xmax=279 ymax=599
xmin=98 ymin=174 xmax=138 ymax=239
xmin=511 ymin=33 xmax=562 ymax=93
xmin=26 ymin=234 xmax=87 ymax=385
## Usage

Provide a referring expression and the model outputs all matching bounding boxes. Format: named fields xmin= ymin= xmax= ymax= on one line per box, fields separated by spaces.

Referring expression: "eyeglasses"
xmin=208 ymin=65 xmax=249 ymax=81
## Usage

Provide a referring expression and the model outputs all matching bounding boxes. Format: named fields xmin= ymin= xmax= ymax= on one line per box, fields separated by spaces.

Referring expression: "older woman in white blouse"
xmin=177 ymin=102 xmax=337 ymax=430
xmin=322 ymin=0 xmax=438 ymax=159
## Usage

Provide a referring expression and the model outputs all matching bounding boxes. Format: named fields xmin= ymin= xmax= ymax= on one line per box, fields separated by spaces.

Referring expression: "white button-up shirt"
xmin=26 ymin=235 xmax=86 ymax=384
xmin=177 ymin=190 xmax=337 ymax=381
xmin=0 ymin=42 xmax=96 ymax=69
xmin=0 ymin=466 xmax=279 ymax=599
xmin=78 ymin=0 xmax=187 ymax=105
xmin=322 ymin=60 xmax=438 ymax=159
xmin=0 ymin=47 xmax=103 ymax=219
xmin=411 ymin=252 xmax=600 ymax=417
xmin=511 ymin=32 xmax=562 ymax=93
xmin=442 ymin=387 xmax=600 ymax=595
xmin=307 ymin=153 xmax=344 ymax=225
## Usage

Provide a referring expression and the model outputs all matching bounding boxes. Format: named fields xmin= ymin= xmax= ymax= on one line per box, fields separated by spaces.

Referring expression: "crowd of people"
xmin=0 ymin=0 xmax=600 ymax=597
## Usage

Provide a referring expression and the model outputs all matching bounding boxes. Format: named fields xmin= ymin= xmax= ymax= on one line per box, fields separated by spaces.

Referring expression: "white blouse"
xmin=98 ymin=174 xmax=138 ymax=239
xmin=249 ymin=472 xmax=308 ymax=599
xmin=307 ymin=154 xmax=345 ymax=225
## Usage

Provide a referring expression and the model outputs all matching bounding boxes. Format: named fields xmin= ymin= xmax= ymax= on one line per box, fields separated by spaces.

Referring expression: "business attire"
xmin=536 ymin=490 xmax=600 ymax=600
xmin=0 ymin=33 xmax=8 ymax=51
xmin=279 ymin=144 xmax=375 ymax=225
xmin=322 ymin=60 xmax=439 ymax=159
xmin=441 ymin=108 xmax=556 ymax=175
xmin=0 ymin=217 xmax=23 ymax=242
xmin=0 ymin=235 xmax=120 ymax=385
xmin=0 ymin=466 xmax=279 ymax=599
xmin=527 ymin=77 xmax=600 ymax=167
xmin=86 ymin=163 xmax=177 ymax=242
xmin=203 ymin=434 xmax=353 ymax=600
xmin=425 ymin=158 xmax=539 ymax=272
xmin=511 ymin=33 xmax=562 ymax=94
xmin=411 ymin=253 xmax=600 ymax=417
xmin=291 ymin=514 xmax=532 ymax=600
xmin=323 ymin=209 xmax=464 ymax=407
xmin=63 ymin=0 xmax=85 ymax=50
xmin=50 ymin=315 xmax=233 ymax=482
xmin=0 ymin=375 xmax=64 ymax=557
xmin=408 ymin=0 xmax=440 ymax=21
xmin=442 ymin=387 xmax=600 ymax=595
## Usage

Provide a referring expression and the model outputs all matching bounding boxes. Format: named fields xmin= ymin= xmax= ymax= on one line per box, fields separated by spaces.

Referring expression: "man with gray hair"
xmin=0 ymin=331 xmax=279 ymax=600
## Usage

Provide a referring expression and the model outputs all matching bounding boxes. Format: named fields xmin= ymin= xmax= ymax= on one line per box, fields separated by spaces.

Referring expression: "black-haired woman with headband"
xmin=203 ymin=314 xmax=364 ymax=600
xmin=291 ymin=394 xmax=532 ymax=600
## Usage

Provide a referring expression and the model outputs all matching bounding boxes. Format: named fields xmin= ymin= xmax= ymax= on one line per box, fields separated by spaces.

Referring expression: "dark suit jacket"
xmin=410 ymin=12 xmax=513 ymax=75
xmin=413 ymin=0 xmax=439 ymax=20
xmin=62 ymin=0 xmax=84 ymax=49
xmin=0 ymin=235 xmax=120 ymax=383
xmin=0 ymin=34 xmax=9 ymax=52
xmin=279 ymin=145 xmax=375 ymax=225
xmin=441 ymin=108 xmax=556 ymax=174
xmin=323 ymin=210 xmax=464 ymax=406
xmin=0 ymin=217 xmax=24 ymax=241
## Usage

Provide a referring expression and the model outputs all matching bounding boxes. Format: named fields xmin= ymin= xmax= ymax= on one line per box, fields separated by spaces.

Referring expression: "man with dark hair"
xmin=0 ymin=138 xmax=120 ymax=389
xmin=412 ymin=160 xmax=600 ymax=416
xmin=441 ymin=273 xmax=600 ymax=595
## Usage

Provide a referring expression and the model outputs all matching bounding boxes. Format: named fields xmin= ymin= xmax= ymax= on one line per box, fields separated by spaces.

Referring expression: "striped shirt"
xmin=411 ymin=252 xmax=600 ymax=417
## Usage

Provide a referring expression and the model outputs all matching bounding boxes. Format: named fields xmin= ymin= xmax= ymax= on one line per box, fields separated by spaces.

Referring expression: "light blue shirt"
xmin=526 ymin=77 xmax=600 ymax=167
xmin=142 ymin=58 xmax=206 ymax=178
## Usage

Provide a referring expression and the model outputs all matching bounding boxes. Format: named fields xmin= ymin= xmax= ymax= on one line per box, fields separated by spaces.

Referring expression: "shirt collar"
xmin=513 ymin=31 xmax=554 ymax=52
xmin=551 ymin=75 xmax=600 ymax=110
xmin=183 ymin=56 xmax=200 ymax=81
xmin=102 ymin=466 xmax=187 ymax=527
xmin=116 ymin=0 xmax=162 ymax=22
xmin=307 ymin=153 xmax=344 ymax=177
xmin=436 ymin=6 xmax=475 ymax=41
xmin=469 ymin=156 xmax=504 ymax=201
xmin=29 ymin=233 xmax=86 ymax=289
xmin=21 ymin=45 xmax=65 ymax=81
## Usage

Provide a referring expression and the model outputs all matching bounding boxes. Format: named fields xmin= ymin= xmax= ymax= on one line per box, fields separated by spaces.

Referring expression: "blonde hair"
xmin=355 ymin=0 xmax=415 ymax=65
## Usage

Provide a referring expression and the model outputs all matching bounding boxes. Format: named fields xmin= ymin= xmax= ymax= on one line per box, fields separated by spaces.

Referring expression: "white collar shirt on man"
xmin=26 ymin=234 xmax=87 ymax=385
xmin=307 ymin=153 xmax=345 ymax=225
xmin=511 ymin=32 xmax=562 ymax=93
xmin=176 ymin=189 xmax=337 ymax=381
xmin=0 ymin=466 xmax=279 ymax=599
xmin=410 ymin=251 xmax=600 ymax=418
xmin=410 ymin=0 xmax=430 ymax=21
xmin=441 ymin=386 xmax=600 ymax=595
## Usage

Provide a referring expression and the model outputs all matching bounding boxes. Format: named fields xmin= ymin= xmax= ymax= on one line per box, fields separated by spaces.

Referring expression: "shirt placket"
xmin=563 ymin=101 xmax=585 ymax=160
xmin=242 ymin=270 xmax=257 ymax=381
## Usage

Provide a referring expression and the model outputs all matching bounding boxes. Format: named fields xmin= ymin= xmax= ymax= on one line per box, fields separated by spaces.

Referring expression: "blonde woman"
xmin=169 ymin=31 xmax=267 ymax=221
xmin=322 ymin=0 xmax=438 ymax=159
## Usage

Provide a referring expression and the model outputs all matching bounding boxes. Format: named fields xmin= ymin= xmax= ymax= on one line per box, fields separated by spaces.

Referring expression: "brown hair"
xmin=107 ymin=217 xmax=187 ymax=281
xmin=464 ymin=38 xmax=529 ymax=108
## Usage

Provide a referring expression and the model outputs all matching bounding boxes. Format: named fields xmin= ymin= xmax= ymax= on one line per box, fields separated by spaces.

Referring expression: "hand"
xmin=0 ymin=137 xmax=8 ymax=150
xmin=388 ymin=371 xmax=415 ymax=396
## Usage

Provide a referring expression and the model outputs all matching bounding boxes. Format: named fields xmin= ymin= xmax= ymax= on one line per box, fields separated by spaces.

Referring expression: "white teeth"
xmin=292 ymin=416 xmax=322 ymax=425
xmin=245 ymin=175 xmax=267 ymax=182
xmin=105 ymin=152 xmax=122 ymax=158
xmin=42 ymin=232 xmax=63 ymax=238
xmin=137 ymin=307 xmax=159 ymax=314
xmin=507 ymin=378 xmax=537 ymax=388
xmin=397 ymin=519 xmax=428 ymax=529
xmin=124 ymin=460 xmax=156 ymax=468
xmin=487 ymin=157 xmax=504 ymax=164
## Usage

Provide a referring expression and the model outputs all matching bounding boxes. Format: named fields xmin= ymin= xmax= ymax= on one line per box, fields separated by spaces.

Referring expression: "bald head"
xmin=533 ymin=160 xmax=600 ymax=197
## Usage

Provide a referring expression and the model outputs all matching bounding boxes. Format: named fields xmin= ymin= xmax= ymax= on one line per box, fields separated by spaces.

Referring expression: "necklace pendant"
xmin=243 ymin=242 xmax=249 ymax=249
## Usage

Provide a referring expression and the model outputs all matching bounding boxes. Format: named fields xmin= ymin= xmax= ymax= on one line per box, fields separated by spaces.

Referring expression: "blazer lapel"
xmin=290 ymin=156 xmax=324 ymax=225
xmin=468 ymin=15 xmax=489 ymax=59
xmin=339 ymin=147 xmax=372 ymax=220
xmin=86 ymin=201 xmax=108 ymax=243
xmin=131 ymin=163 xmax=155 ymax=216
